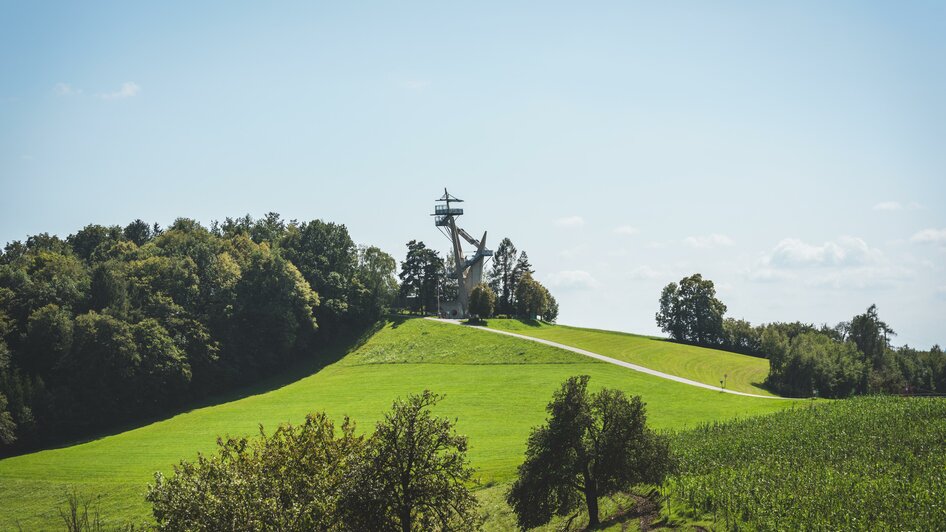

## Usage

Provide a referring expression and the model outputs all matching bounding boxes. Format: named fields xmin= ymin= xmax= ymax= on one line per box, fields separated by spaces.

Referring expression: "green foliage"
xmin=0 ymin=318 xmax=796 ymax=529
xmin=849 ymin=303 xmax=894 ymax=367
xmin=513 ymin=273 xmax=548 ymax=319
xmin=507 ymin=375 xmax=671 ymax=528
xmin=353 ymin=245 xmax=398 ymax=320
xmin=0 ymin=214 xmax=389 ymax=453
xmin=23 ymin=304 xmax=74 ymax=374
xmin=487 ymin=238 xmax=518 ymax=315
xmin=340 ymin=390 xmax=480 ymax=531
xmin=230 ymin=243 xmax=319 ymax=370
xmin=765 ymin=332 xmax=867 ymax=397
xmin=668 ymin=396 xmax=946 ymax=530
xmin=148 ymin=412 xmax=364 ymax=531
xmin=468 ymin=283 xmax=496 ymax=321
xmin=147 ymin=390 xmax=478 ymax=532
xmin=541 ymin=290 xmax=558 ymax=323
xmin=655 ymin=274 xmax=727 ymax=345
xmin=0 ymin=393 xmax=15 ymax=444
xmin=760 ymin=306 xmax=944 ymax=397
xmin=397 ymin=240 xmax=444 ymax=314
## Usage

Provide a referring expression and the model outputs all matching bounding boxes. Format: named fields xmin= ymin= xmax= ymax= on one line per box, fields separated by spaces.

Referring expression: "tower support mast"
xmin=431 ymin=188 xmax=492 ymax=317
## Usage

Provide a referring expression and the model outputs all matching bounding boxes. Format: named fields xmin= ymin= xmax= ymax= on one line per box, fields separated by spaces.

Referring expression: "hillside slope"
xmin=486 ymin=319 xmax=775 ymax=396
xmin=0 ymin=318 xmax=794 ymax=529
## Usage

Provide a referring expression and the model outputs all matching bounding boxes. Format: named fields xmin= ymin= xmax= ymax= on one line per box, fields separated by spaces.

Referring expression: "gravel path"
xmin=427 ymin=318 xmax=787 ymax=400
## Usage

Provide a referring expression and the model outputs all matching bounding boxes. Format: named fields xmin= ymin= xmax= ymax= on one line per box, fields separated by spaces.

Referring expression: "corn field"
xmin=667 ymin=396 xmax=946 ymax=531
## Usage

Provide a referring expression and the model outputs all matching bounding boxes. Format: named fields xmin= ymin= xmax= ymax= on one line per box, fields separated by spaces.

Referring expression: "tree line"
xmin=656 ymin=273 xmax=946 ymax=398
xmin=396 ymin=237 xmax=558 ymax=322
xmin=144 ymin=376 xmax=669 ymax=531
xmin=0 ymin=214 xmax=399 ymax=453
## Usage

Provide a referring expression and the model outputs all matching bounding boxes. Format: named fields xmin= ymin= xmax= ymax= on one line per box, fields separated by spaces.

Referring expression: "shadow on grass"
xmin=7 ymin=319 xmax=392 ymax=457
xmin=477 ymin=318 xmax=544 ymax=328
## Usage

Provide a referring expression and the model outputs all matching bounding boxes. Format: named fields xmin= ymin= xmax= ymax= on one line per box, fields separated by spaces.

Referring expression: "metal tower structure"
xmin=432 ymin=188 xmax=493 ymax=317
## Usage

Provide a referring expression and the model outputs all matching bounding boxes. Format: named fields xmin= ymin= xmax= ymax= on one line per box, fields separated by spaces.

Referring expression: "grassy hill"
xmin=0 ymin=317 xmax=795 ymax=529
xmin=486 ymin=319 xmax=774 ymax=396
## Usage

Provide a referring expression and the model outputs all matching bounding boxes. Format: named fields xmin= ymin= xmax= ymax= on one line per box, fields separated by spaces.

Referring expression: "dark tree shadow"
xmin=9 ymin=319 xmax=386 ymax=456
xmin=477 ymin=318 xmax=542 ymax=328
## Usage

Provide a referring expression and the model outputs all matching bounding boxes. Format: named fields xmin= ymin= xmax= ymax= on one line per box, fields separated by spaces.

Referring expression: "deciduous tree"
xmin=655 ymin=274 xmax=727 ymax=345
xmin=341 ymin=391 xmax=479 ymax=532
xmin=468 ymin=283 xmax=496 ymax=321
xmin=507 ymin=376 xmax=671 ymax=528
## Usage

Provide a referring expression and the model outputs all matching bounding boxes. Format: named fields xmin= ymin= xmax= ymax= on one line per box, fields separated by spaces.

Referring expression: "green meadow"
xmin=485 ymin=319 xmax=775 ymax=396
xmin=0 ymin=318 xmax=794 ymax=529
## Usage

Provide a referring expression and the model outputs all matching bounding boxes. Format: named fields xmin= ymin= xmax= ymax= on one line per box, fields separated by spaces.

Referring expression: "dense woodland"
xmin=0 ymin=214 xmax=399 ymax=454
xmin=0 ymin=217 xmax=557 ymax=455
xmin=656 ymin=274 xmax=946 ymax=398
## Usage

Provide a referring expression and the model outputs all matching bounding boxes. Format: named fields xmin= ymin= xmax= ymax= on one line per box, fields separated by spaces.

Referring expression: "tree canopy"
xmin=656 ymin=274 xmax=727 ymax=345
xmin=148 ymin=391 xmax=478 ymax=532
xmin=507 ymin=375 xmax=671 ymax=529
xmin=468 ymin=283 xmax=496 ymax=321
xmin=0 ymin=214 xmax=397 ymax=454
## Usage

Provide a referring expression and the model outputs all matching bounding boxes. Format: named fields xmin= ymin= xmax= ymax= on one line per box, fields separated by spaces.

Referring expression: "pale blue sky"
xmin=1 ymin=2 xmax=944 ymax=346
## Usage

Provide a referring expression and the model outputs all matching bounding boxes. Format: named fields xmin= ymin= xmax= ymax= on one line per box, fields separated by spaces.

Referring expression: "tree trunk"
xmin=400 ymin=508 xmax=411 ymax=532
xmin=585 ymin=486 xmax=600 ymax=527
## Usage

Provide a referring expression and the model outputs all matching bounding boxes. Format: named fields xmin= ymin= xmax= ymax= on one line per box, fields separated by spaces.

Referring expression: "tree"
xmin=66 ymin=311 xmax=141 ymax=422
xmin=655 ymin=274 xmax=727 ymax=345
xmin=723 ymin=318 xmax=761 ymax=357
xmin=541 ymin=286 xmax=558 ymax=323
xmin=468 ymin=283 xmax=496 ymax=321
xmin=123 ymin=219 xmax=154 ymax=246
xmin=765 ymin=332 xmax=867 ymax=398
xmin=488 ymin=238 xmax=518 ymax=314
xmin=849 ymin=304 xmax=895 ymax=367
xmin=353 ymin=246 xmax=398 ymax=320
xmin=514 ymin=272 xmax=548 ymax=319
xmin=23 ymin=304 xmax=74 ymax=374
xmin=507 ymin=376 xmax=671 ymax=529
xmin=279 ymin=220 xmax=357 ymax=328
xmin=0 ymin=393 xmax=15 ymax=444
xmin=510 ymin=251 xmax=534 ymax=311
xmin=133 ymin=319 xmax=192 ymax=410
xmin=398 ymin=241 xmax=443 ymax=315
xmin=341 ymin=391 xmax=479 ymax=531
xmin=148 ymin=412 xmax=364 ymax=531
xmin=67 ymin=224 xmax=122 ymax=263
xmin=230 ymin=243 xmax=319 ymax=371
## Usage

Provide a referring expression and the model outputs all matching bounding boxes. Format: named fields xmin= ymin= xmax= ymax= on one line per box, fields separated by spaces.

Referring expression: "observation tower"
xmin=432 ymin=188 xmax=493 ymax=317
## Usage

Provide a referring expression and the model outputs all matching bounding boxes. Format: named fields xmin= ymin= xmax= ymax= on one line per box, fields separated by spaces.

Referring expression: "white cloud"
xmin=910 ymin=228 xmax=946 ymax=245
xmin=745 ymin=236 xmax=910 ymax=289
xmin=54 ymin=83 xmax=81 ymax=96
xmin=683 ymin=233 xmax=734 ymax=249
xmin=100 ymin=81 xmax=140 ymax=100
xmin=613 ymin=225 xmax=639 ymax=236
xmin=764 ymin=236 xmax=882 ymax=268
xmin=555 ymin=215 xmax=585 ymax=228
xmin=545 ymin=270 xmax=599 ymax=290
xmin=873 ymin=201 xmax=902 ymax=211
